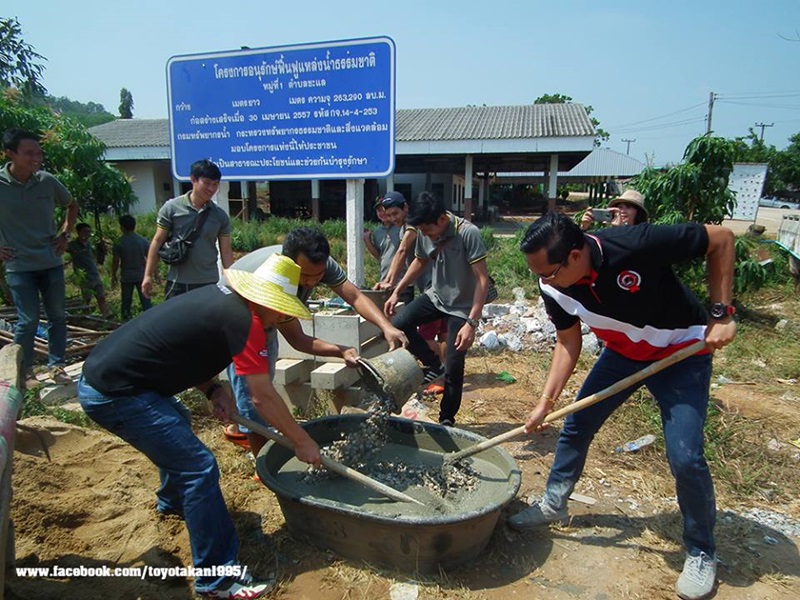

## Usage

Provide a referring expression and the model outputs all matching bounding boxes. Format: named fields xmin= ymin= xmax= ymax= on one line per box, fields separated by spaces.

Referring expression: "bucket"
xmin=357 ymin=348 xmax=423 ymax=413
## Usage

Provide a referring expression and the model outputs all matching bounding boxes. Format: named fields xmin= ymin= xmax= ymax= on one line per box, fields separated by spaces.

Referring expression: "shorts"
xmin=418 ymin=318 xmax=447 ymax=341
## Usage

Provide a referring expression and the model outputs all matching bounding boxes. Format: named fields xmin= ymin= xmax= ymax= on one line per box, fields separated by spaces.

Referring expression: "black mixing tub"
xmin=256 ymin=415 xmax=521 ymax=574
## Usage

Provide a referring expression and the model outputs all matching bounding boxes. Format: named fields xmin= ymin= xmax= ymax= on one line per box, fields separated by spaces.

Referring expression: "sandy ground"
xmin=6 ymin=347 xmax=800 ymax=600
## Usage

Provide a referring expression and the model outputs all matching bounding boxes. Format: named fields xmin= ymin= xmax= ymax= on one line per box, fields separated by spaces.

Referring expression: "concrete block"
xmin=310 ymin=362 xmax=360 ymax=390
xmin=273 ymin=359 xmax=313 ymax=385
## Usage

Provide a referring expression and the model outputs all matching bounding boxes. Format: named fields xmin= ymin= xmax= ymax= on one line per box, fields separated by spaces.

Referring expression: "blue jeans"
xmin=77 ymin=377 xmax=239 ymax=593
xmin=392 ymin=293 xmax=467 ymax=423
xmin=6 ymin=266 xmax=67 ymax=371
xmin=120 ymin=281 xmax=152 ymax=320
xmin=228 ymin=335 xmax=279 ymax=434
xmin=543 ymin=348 xmax=716 ymax=557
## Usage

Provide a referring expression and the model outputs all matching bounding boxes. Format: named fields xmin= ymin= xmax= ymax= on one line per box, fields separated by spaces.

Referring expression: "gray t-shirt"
xmin=67 ymin=240 xmax=101 ymax=285
xmin=415 ymin=213 xmax=487 ymax=318
xmin=370 ymin=224 xmax=400 ymax=281
xmin=0 ymin=164 xmax=72 ymax=272
xmin=113 ymin=232 xmax=150 ymax=283
xmin=157 ymin=193 xmax=231 ymax=284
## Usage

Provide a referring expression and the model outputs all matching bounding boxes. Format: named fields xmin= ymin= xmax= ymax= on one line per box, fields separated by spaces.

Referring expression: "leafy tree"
xmin=534 ymin=93 xmax=610 ymax=146
xmin=631 ymin=135 xmax=736 ymax=224
xmin=0 ymin=16 xmax=46 ymax=99
xmin=119 ymin=88 xmax=133 ymax=119
xmin=44 ymin=95 xmax=115 ymax=128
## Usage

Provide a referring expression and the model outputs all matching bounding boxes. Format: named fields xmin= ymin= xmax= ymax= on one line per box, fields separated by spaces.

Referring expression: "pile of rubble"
xmin=477 ymin=287 xmax=600 ymax=355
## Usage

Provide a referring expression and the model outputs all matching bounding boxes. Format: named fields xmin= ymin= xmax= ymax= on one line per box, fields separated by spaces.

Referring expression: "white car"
xmin=760 ymin=195 xmax=800 ymax=210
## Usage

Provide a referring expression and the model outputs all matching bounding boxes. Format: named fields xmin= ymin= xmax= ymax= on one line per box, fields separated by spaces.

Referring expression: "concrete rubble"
xmin=478 ymin=287 xmax=600 ymax=355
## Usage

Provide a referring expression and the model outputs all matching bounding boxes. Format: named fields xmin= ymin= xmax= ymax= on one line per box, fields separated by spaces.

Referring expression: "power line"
xmin=607 ymin=102 xmax=706 ymax=130
xmin=613 ymin=116 xmax=706 ymax=134
xmin=716 ymin=99 xmax=800 ymax=110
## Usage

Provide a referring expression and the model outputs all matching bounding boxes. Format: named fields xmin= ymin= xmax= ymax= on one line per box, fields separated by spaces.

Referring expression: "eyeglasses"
xmin=538 ymin=261 xmax=566 ymax=282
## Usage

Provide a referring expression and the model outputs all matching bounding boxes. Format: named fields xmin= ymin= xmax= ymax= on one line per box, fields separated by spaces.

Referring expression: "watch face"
xmin=710 ymin=303 xmax=726 ymax=318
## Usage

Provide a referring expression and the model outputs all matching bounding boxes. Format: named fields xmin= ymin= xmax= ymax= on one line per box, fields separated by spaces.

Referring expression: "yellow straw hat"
xmin=224 ymin=253 xmax=311 ymax=319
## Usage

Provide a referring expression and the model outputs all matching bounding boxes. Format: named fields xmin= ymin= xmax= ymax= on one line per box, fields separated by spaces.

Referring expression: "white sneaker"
xmin=676 ymin=552 xmax=717 ymax=600
xmin=198 ymin=574 xmax=275 ymax=599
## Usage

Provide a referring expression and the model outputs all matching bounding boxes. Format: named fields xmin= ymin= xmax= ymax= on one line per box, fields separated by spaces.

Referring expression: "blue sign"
xmin=167 ymin=37 xmax=395 ymax=181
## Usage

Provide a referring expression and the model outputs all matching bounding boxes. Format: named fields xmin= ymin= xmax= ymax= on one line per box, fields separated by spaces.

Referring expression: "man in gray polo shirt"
xmin=142 ymin=159 xmax=233 ymax=300
xmin=385 ymin=191 xmax=490 ymax=426
xmin=0 ymin=128 xmax=78 ymax=382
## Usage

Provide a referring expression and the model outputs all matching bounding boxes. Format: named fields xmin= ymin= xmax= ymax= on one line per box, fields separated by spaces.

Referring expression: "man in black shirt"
xmin=79 ymin=253 xmax=349 ymax=599
xmin=509 ymin=212 xmax=736 ymax=600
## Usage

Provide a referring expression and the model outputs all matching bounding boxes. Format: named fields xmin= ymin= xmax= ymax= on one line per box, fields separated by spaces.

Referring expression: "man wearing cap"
xmin=384 ymin=192 xmax=490 ymax=427
xmin=375 ymin=190 xmax=426 ymax=305
xmin=581 ymin=189 xmax=649 ymax=231
xmin=509 ymin=211 xmax=736 ymax=600
xmin=223 ymin=227 xmax=408 ymax=454
xmin=78 ymin=253 xmax=350 ymax=599
xmin=363 ymin=195 xmax=401 ymax=290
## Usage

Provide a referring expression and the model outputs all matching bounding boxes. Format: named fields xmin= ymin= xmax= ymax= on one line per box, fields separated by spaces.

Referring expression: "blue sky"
xmin=9 ymin=0 xmax=800 ymax=166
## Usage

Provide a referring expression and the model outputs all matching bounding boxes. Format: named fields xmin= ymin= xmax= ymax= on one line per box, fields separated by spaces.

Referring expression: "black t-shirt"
xmin=540 ymin=223 xmax=710 ymax=361
xmin=84 ymin=284 xmax=259 ymax=396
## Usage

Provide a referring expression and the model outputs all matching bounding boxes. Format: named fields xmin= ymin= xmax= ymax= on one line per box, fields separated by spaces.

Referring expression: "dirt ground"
xmin=7 ymin=351 xmax=800 ymax=600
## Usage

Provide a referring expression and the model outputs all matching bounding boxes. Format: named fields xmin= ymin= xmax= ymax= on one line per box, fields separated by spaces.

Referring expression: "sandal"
xmin=223 ymin=424 xmax=251 ymax=450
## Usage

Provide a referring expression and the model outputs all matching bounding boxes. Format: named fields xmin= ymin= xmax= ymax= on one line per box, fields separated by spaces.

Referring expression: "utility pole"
xmin=754 ymin=122 xmax=774 ymax=141
xmin=621 ymin=138 xmax=636 ymax=155
xmin=706 ymin=92 xmax=716 ymax=134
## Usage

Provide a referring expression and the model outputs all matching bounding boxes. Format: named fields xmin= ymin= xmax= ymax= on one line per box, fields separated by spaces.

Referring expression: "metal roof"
xmin=568 ymin=148 xmax=645 ymax=177
xmin=89 ymin=119 xmax=169 ymax=148
xmin=396 ymin=103 xmax=595 ymax=141
xmin=90 ymin=103 xmax=595 ymax=149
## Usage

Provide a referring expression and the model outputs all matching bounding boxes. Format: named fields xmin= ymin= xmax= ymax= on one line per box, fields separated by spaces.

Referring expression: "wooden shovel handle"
xmin=232 ymin=414 xmax=423 ymax=505
xmin=445 ymin=340 xmax=707 ymax=464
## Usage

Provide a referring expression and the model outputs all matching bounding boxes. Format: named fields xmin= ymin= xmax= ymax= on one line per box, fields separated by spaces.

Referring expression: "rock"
xmin=480 ymin=330 xmax=500 ymax=350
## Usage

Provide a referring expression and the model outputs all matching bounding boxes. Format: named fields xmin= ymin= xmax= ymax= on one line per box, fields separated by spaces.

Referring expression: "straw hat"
xmin=609 ymin=189 xmax=648 ymax=220
xmin=224 ymin=253 xmax=311 ymax=319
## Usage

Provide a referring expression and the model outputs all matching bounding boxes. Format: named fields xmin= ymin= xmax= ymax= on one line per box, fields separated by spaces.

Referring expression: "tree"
xmin=0 ymin=17 xmax=47 ymax=99
xmin=733 ymin=129 xmax=800 ymax=195
xmin=43 ymin=95 xmax=116 ymax=128
xmin=119 ymin=88 xmax=133 ymax=119
xmin=534 ymin=93 xmax=610 ymax=146
xmin=631 ymin=135 xmax=736 ymax=224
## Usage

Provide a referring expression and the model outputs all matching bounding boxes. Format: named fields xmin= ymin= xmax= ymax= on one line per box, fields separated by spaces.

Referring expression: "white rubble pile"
xmin=478 ymin=288 xmax=600 ymax=354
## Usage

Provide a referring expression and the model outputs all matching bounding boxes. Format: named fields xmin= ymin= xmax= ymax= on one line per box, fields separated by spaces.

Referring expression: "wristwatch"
xmin=465 ymin=317 xmax=478 ymax=328
xmin=709 ymin=303 xmax=735 ymax=319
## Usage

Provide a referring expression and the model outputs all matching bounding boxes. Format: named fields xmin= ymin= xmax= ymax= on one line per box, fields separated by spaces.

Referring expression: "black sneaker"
xmin=439 ymin=418 xmax=455 ymax=427
xmin=422 ymin=363 xmax=446 ymax=385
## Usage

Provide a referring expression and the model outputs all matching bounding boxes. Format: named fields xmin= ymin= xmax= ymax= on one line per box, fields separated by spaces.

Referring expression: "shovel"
xmin=443 ymin=340 xmax=706 ymax=467
xmin=232 ymin=414 xmax=424 ymax=506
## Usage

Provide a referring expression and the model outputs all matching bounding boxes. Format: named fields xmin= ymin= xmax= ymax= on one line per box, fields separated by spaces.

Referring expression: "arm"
xmin=703 ymin=225 xmax=737 ymax=350
xmin=111 ymin=253 xmax=120 ymax=287
xmin=218 ymin=235 xmax=234 ymax=269
xmin=377 ymin=228 xmax=417 ymax=290
xmin=335 ymin=279 xmax=408 ymax=350
xmin=363 ymin=230 xmax=380 ymax=259
xmin=524 ymin=322 xmax=583 ymax=433
xmin=142 ymin=227 xmax=170 ymax=298
xmin=245 ymin=372 xmax=321 ymax=466
xmin=277 ymin=318 xmax=360 ymax=366
xmin=384 ymin=256 xmax=428 ymax=315
xmin=54 ymin=199 xmax=79 ymax=255
xmin=580 ymin=208 xmax=594 ymax=231
xmin=454 ymin=259 xmax=489 ymax=352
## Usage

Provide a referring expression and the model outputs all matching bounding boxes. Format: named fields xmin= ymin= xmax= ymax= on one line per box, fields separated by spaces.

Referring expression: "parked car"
xmin=760 ymin=195 xmax=800 ymax=210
